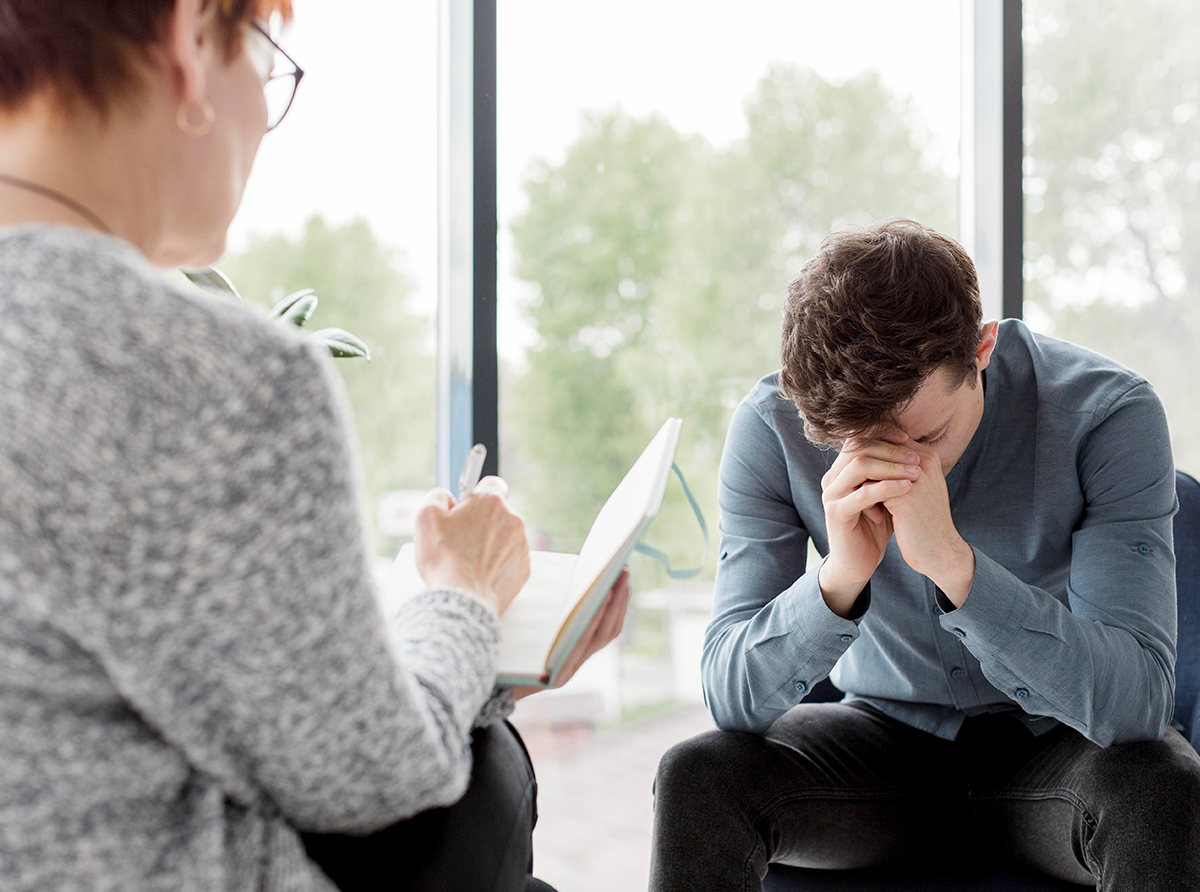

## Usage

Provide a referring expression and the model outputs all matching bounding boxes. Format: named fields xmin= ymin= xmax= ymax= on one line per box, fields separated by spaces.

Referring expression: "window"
xmin=494 ymin=3 xmax=963 ymax=886
xmin=1024 ymin=0 xmax=1200 ymax=473
xmin=219 ymin=2 xmax=439 ymax=558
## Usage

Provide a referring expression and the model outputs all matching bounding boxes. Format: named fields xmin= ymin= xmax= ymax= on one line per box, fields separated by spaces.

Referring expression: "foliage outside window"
xmin=1025 ymin=0 xmax=1200 ymax=473
xmin=503 ymin=66 xmax=956 ymax=580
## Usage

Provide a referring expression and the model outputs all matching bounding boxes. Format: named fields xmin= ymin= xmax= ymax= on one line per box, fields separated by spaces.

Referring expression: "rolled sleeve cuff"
xmin=936 ymin=548 xmax=1029 ymax=658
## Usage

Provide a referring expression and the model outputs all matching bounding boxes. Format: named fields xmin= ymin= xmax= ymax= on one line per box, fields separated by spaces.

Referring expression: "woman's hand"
xmin=510 ymin=566 xmax=631 ymax=700
xmin=413 ymin=476 xmax=530 ymax=616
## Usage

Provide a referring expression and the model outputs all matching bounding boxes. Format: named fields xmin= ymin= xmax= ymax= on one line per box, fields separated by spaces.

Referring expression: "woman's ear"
xmin=164 ymin=0 xmax=209 ymax=105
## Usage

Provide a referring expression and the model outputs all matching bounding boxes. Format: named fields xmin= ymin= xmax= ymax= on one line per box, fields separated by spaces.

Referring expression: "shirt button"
xmin=1015 ymin=688 xmax=1030 ymax=700
xmin=950 ymin=667 xmax=964 ymax=679
xmin=934 ymin=604 xmax=945 ymax=616
xmin=794 ymin=680 xmax=808 ymax=694
xmin=840 ymin=634 xmax=853 ymax=643
xmin=953 ymin=628 xmax=966 ymax=639
xmin=1138 ymin=544 xmax=1151 ymax=555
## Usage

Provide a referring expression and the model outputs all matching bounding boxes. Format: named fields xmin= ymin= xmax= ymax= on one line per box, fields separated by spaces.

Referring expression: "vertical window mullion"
xmin=961 ymin=0 xmax=1024 ymax=321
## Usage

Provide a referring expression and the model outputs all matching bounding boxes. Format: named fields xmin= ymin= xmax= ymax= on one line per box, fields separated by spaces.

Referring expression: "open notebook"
xmin=383 ymin=418 xmax=682 ymax=686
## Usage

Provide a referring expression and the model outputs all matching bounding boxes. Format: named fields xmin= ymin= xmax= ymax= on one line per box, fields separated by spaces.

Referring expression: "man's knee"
xmin=1074 ymin=730 xmax=1200 ymax=843
xmin=1077 ymin=731 xmax=1200 ymax=805
xmin=654 ymin=729 xmax=761 ymax=809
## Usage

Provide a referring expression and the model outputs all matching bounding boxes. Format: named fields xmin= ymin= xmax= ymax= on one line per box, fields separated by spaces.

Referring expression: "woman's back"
xmin=0 ymin=226 xmax=505 ymax=891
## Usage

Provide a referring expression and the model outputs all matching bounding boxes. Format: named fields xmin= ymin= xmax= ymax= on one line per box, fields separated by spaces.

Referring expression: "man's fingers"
xmin=823 ymin=456 xmax=920 ymax=502
xmin=823 ymin=442 xmax=921 ymax=491
xmin=829 ymin=478 xmax=913 ymax=523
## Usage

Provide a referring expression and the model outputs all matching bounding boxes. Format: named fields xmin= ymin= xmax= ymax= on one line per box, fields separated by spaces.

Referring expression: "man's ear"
xmin=975 ymin=320 xmax=1000 ymax=372
xmin=165 ymin=0 xmax=209 ymax=105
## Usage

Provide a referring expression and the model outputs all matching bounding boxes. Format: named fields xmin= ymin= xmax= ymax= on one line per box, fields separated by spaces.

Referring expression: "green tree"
xmin=220 ymin=216 xmax=435 ymax=553
xmin=1025 ymin=0 xmax=1200 ymax=473
xmin=506 ymin=65 xmax=955 ymax=572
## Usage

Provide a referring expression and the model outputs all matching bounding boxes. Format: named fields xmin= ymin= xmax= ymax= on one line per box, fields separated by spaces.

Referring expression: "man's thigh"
xmin=653 ymin=701 xmax=964 ymax=879
xmin=966 ymin=718 xmax=1200 ymax=888
xmin=762 ymin=701 xmax=967 ymax=868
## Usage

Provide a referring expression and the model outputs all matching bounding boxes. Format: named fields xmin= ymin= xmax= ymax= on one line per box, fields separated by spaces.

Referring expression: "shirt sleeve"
xmin=702 ymin=397 xmax=864 ymax=733
xmin=940 ymin=382 xmax=1178 ymax=746
xmin=82 ymin=330 xmax=503 ymax=834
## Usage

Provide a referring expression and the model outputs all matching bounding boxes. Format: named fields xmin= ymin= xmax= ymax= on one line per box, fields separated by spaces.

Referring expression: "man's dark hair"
xmin=779 ymin=218 xmax=983 ymax=445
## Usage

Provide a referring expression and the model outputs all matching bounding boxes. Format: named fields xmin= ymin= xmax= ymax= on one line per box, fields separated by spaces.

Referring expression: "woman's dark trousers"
xmin=303 ymin=721 xmax=553 ymax=892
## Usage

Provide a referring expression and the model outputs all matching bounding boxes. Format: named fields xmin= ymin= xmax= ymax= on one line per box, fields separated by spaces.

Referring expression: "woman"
xmin=0 ymin=2 xmax=629 ymax=890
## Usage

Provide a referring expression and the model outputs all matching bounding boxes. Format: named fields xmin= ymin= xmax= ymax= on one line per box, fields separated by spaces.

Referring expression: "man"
xmin=650 ymin=219 xmax=1200 ymax=891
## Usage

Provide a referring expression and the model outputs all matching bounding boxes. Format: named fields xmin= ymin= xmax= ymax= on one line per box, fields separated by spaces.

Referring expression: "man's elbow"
xmin=700 ymin=668 xmax=773 ymax=734
xmin=1093 ymin=678 xmax=1175 ymax=748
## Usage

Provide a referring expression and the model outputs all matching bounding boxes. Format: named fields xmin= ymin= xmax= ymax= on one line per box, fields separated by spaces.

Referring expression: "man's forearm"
xmin=817 ymin=559 xmax=870 ymax=619
xmin=922 ymin=537 xmax=976 ymax=608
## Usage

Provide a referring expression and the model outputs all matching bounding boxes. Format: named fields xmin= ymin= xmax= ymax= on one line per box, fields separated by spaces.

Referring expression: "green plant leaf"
xmin=182 ymin=267 xmax=245 ymax=305
xmin=268 ymin=289 xmax=318 ymax=326
xmin=308 ymin=328 xmax=370 ymax=360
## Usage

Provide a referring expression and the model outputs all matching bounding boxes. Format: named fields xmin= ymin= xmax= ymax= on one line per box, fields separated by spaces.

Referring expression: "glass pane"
xmin=497 ymin=2 xmax=961 ymax=887
xmin=219 ymin=0 xmax=438 ymax=560
xmin=1025 ymin=0 xmax=1200 ymax=473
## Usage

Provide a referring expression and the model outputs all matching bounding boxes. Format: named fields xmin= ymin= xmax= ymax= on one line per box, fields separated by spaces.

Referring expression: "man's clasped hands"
xmin=817 ymin=431 xmax=977 ymax=619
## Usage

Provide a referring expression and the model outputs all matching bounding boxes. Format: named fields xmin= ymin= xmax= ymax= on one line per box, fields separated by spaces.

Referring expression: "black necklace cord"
xmin=0 ymin=173 xmax=113 ymax=235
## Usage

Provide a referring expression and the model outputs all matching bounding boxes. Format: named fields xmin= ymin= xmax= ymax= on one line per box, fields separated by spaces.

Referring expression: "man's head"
xmin=780 ymin=218 xmax=994 ymax=472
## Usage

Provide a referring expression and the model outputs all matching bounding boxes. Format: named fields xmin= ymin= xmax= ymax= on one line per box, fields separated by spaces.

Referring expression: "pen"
xmin=457 ymin=443 xmax=487 ymax=501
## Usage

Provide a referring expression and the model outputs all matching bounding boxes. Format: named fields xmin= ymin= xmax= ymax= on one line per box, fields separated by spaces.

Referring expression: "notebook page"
xmin=566 ymin=418 xmax=681 ymax=607
xmin=496 ymin=550 xmax=579 ymax=677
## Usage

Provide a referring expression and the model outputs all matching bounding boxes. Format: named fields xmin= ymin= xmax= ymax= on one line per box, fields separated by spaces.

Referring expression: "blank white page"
xmin=567 ymin=418 xmax=682 ymax=605
xmin=496 ymin=550 xmax=579 ymax=678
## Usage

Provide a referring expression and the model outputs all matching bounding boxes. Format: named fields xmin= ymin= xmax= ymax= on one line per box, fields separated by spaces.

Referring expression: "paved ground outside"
xmin=511 ymin=703 xmax=716 ymax=892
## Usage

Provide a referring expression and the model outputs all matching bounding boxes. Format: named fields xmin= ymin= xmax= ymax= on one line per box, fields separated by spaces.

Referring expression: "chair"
xmin=764 ymin=470 xmax=1200 ymax=892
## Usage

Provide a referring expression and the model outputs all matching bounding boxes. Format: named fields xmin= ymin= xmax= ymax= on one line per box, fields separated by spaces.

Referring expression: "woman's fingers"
xmin=412 ymin=477 xmax=528 ymax=614
xmin=549 ymin=567 xmax=631 ymax=690
xmin=472 ymin=475 xmax=509 ymax=498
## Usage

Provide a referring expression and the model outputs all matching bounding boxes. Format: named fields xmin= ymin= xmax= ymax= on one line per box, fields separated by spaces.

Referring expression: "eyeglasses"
xmin=248 ymin=20 xmax=304 ymax=131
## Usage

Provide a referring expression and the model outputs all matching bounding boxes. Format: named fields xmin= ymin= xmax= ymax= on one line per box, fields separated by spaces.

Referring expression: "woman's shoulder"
xmin=0 ymin=224 xmax=322 ymax=397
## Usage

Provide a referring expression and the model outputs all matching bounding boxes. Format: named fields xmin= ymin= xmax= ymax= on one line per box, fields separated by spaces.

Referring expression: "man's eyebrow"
xmin=914 ymin=420 xmax=952 ymax=443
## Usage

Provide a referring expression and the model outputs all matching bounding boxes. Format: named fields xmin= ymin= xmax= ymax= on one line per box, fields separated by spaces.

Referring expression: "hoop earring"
xmin=176 ymin=99 xmax=216 ymax=137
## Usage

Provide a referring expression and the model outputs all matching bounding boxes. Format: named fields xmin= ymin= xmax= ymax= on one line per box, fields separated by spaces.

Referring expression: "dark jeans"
xmin=302 ymin=721 xmax=555 ymax=892
xmin=650 ymin=701 xmax=1200 ymax=892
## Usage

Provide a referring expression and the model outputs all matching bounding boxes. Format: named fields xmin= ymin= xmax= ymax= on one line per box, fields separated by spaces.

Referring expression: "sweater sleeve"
xmin=74 ymin=325 xmax=502 ymax=834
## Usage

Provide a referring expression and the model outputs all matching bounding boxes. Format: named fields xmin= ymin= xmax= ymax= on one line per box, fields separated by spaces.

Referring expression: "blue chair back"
xmin=1172 ymin=470 xmax=1200 ymax=749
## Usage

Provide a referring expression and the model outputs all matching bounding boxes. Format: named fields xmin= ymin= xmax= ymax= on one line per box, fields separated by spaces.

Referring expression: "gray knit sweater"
xmin=0 ymin=226 xmax=510 ymax=891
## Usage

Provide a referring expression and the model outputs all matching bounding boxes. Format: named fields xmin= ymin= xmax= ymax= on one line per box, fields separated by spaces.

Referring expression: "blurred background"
xmin=218 ymin=1 xmax=1200 ymax=887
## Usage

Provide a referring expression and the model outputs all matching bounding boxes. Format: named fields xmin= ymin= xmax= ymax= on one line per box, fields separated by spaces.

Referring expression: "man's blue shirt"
xmin=703 ymin=320 xmax=1178 ymax=746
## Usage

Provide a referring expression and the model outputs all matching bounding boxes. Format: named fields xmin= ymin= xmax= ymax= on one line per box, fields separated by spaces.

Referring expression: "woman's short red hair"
xmin=0 ymin=0 xmax=293 ymax=112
